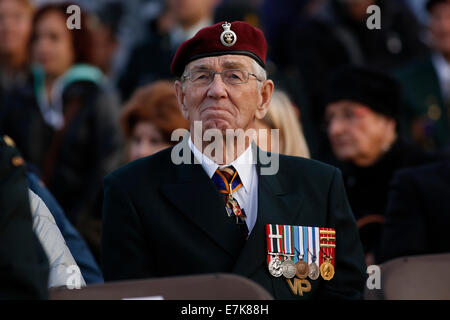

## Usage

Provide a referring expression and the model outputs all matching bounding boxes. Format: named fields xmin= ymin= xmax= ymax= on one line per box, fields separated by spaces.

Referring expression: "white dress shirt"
xmin=432 ymin=52 xmax=450 ymax=102
xmin=188 ymin=137 xmax=259 ymax=234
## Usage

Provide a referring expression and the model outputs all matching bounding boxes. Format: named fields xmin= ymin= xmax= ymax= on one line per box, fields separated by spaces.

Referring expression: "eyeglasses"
xmin=182 ymin=69 xmax=262 ymax=86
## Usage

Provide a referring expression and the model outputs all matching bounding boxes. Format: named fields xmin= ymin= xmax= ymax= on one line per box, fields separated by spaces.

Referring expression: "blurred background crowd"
xmin=1 ymin=0 xmax=450 ymax=297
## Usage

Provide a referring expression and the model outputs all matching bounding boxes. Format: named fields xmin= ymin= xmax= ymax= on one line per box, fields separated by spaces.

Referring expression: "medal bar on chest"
xmin=266 ymin=224 xmax=283 ymax=277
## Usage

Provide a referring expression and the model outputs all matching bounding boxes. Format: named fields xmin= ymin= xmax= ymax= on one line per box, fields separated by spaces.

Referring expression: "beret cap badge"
xmin=220 ymin=22 xmax=237 ymax=47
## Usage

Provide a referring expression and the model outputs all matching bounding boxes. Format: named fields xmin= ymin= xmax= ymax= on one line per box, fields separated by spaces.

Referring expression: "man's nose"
xmin=207 ymin=73 xmax=228 ymax=99
xmin=328 ymin=118 xmax=346 ymax=137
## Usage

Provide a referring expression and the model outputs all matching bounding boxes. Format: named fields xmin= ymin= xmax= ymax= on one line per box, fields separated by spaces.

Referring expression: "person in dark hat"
xmin=323 ymin=65 xmax=439 ymax=265
xmin=102 ymin=21 xmax=367 ymax=299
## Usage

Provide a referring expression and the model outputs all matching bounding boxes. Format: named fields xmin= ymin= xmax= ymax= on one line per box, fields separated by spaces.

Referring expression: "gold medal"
xmin=320 ymin=260 xmax=334 ymax=281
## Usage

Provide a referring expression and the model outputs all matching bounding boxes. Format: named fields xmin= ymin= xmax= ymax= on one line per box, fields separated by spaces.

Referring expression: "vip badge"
xmin=220 ymin=22 xmax=237 ymax=47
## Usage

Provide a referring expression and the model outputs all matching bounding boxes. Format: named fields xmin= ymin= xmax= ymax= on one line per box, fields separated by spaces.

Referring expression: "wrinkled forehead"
xmin=325 ymin=100 xmax=373 ymax=116
xmin=185 ymin=54 xmax=254 ymax=72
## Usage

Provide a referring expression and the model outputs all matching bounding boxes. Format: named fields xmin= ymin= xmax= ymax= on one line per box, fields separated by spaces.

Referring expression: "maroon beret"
xmin=170 ymin=21 xmax=268 ymax=77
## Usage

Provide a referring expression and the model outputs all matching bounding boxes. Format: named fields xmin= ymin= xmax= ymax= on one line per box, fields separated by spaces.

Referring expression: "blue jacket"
xmin=27 ymin=172 xmax=103 ymax=284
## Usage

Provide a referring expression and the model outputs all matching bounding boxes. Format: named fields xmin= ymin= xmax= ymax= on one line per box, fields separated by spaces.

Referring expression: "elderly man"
xmin=324 ymin=66 xmax=437 ymax=265
xmin=102 ymin=21 xmax=366 ymax=299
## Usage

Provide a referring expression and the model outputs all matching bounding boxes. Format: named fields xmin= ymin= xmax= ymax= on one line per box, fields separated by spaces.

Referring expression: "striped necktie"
xmin=211 ymin=166 xmax=249 ymax=239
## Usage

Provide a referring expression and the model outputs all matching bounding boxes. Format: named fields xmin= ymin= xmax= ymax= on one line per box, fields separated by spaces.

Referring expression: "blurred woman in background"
xmin=0 ymin=0 xmax=34 ymax=94
xmin=255 ymin=89 xmax=310 ymax=158
xmin=0 ymin=3 xmax=123 ymax=263
xmin=120 ymin=80 xmax=189 ymax=162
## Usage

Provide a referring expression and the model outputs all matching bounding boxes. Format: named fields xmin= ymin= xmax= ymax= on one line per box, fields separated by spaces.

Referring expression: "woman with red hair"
xmin=121 ymin=80 xmax=189 ymax=162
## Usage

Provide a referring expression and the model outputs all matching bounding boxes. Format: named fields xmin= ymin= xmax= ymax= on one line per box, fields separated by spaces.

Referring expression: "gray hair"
xmin=252 ymin=60 xmax=267 ymax=82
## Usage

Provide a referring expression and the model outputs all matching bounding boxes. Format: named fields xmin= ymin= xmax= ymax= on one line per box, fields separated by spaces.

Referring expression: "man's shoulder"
xmin=394 ymin=160 xmax=450 ymax=187
xmin=105 ymin=147 xmax=175 ymax=185
xmin=278 ymin=154 xmax=336 ymax=173
xmin=276 ymin=154 xmax=338 ymax=184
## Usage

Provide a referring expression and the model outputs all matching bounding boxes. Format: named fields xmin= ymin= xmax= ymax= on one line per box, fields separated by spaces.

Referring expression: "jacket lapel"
xmin=161 ymin=139 xmax=245 ymax=260
xmin=234 ymin=152 xmax=304 ymax=278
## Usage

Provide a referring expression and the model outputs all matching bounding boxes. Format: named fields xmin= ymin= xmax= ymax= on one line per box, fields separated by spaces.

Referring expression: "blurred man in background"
xmin=381 ymin=152 xmax=450 ymax=263
xmin=324 ymin=66 xmax=437 ymax=265
xmin=289 ymin=0 xmax=428 ymax=162
xmin=117 ymin=0 xmax=219 ymax=101
xmin=394 ymin=0 xmax=450 ymax=152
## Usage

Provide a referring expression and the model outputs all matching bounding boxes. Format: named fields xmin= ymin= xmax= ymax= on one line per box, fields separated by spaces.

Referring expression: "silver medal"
xmin=281 ymin=259 xmax=296 ymax=279
xmin=268 ymin=256 xmax=282 ymax=277
xmin=308 ymin=262 xmax=320 ymax=280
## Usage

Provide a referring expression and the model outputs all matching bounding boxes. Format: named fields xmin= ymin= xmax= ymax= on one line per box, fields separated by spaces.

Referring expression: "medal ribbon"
xmin=319 ymin=227 xmax=326 ymax=267
xmin=283 ymin=225 xmax=293 ymax=261
xmin=277 ymin=225 xmax=284 ymax=261
xmin=314 ymin=227 xmax=320 ymax=266
xmin=302 ymin=226 xmax=309 ymax=263
xmin=293 ymin=226 xmax=299 ymax=263
xmin=266 ymin=224 xmax=283 ymax=264
xmin=312 ymin=227 xmax=317 ymax=263
xmin=319 ymin=227 xmax=336 ymax=267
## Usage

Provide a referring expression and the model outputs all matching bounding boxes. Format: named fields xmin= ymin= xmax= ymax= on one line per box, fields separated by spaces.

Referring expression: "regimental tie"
xmin=211 ymin=166 xmax=249 ymax=240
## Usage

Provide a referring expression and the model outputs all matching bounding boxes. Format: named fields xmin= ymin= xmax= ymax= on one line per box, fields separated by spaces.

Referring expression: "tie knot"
xmin=218 ymin=166 xmax=236 ymax=183
xmin=212 ymin=165 xmax=242 ymax=194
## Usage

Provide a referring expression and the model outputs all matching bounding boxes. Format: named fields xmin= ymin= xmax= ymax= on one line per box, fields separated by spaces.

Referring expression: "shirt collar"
xmin=188 ymin=136 xmax=255 ymax=193
xmin=432 ymin=53 xmax=450 ymax=80
xmin=432 ymin=53 xmax=450 ymax=98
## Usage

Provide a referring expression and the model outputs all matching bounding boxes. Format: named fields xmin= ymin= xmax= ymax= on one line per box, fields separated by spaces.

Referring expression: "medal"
xmin=293 ymin=226 xmax=310 ymax=279
xmin=308 ymin=259 xmax=320 ymax=280
xmin=320 ymin=260 xmax=334 ymax=281
xmin=224 ymin=177 xmax=246 ymax=224
xmin=266 ymin=225 xmax=283 ymax=277
xmin=319 ymin=228 xmax=336 ymax=281
xmin=281 ymin=259 xmax=296 ymax=279
xmin=268 ymin=255 xmax=282 ymax=277
xmin=281 ymin=225 xmax=296 ymax=279
xmin=295 ymin=260 xmax=309 ymax=279
xmin=308 ymin=227 xmax=320 ymax=280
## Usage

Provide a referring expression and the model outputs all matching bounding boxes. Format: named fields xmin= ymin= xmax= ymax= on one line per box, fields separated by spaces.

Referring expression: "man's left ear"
xmin=174 ymin=80 xmax=189 ymax=119
xmin=256 ymin=80 xmax=274 ymax=119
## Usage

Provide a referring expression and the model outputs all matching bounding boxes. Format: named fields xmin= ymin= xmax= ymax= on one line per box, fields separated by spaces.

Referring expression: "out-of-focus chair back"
xmin=50 ymin=273 xmax=273 ymax=300
xmin=365 ymin=253 xmax=450 ymax=300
